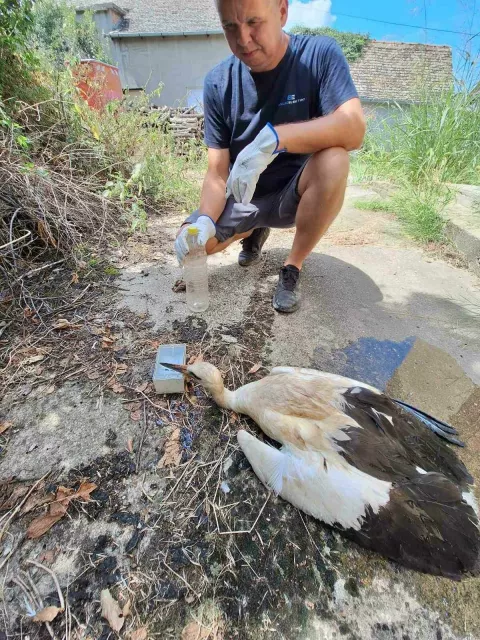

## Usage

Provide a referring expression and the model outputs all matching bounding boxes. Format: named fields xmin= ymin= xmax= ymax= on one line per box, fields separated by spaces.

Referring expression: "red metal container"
xmin=74 ymin=59 xmax=123 ymax=110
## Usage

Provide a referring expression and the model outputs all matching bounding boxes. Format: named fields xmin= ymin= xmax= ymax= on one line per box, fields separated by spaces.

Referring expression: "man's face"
xmin=217 ymin=0 xmax=289 ymax=72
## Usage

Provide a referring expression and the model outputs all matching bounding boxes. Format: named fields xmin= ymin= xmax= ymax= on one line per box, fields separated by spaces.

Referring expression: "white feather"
xmin=269 ymin=366 xmax=381 ymax=393
xmin=462 ymin=490 xmax=480 ymax=517
xmin=237 ymin=430 xmax=392 ymax=531
xmin=372 ymin=408 xmax=394 ymax=426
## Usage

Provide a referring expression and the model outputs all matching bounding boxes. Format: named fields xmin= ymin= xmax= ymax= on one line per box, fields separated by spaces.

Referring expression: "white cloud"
xmin=286 ymin=0 xmax=336 ymax=30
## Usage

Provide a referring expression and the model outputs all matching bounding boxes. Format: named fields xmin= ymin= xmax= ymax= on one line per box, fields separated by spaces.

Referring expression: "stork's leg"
xmin=393 ymin=400 xmax=465 ymax=447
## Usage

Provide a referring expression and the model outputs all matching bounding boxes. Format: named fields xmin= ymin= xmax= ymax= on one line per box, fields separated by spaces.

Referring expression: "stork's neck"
xmin=210 ymin=386 xmax=238 ymax=411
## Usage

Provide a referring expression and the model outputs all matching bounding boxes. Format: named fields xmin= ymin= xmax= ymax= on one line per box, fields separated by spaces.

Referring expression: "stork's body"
xmin=162 ymin=361 xmax=480 ymax=579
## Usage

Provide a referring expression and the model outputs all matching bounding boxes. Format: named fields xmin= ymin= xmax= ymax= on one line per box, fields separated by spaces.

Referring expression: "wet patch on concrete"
xmin=317 ymin=336 xmax=416 ymax=390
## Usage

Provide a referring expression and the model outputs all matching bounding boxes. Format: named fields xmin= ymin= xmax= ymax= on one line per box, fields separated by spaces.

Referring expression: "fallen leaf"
xmin=135 ymin=382 xmax=149 ymax=393
xmin=87 ymin=371 xmax=101 ymax=380
xmin=27 ymin=482 xmax=97 ymax=539
xmin=100 ymin=589 xmax=125 ymax=633
xmin=124 ymin=401 xmax=141 ymax=412
xmin=185 ymin=594 xmax=195 ymax=604
xmin=111 ymin=382 xmax=125 ymax=394
xmin=90 ymin=326 xmax=104 ymax=336
xmin=158 ymin=428 xmax=182 ymax=468
xmin=115 ymin=363 xmax=128 ymax=375
xmin=248 ymin=363 xmax=262 ymax=374
xmin=78 ymin=260 xmax=87 ymax=269
xmin=172 ymin=279 xmax=186 ymax=293
xmin=130 ymin=628 xmax=148 ymax=640
xmin=0 ymin=420 xmax=13 ymax=434
xmin=305 ymin=600 xmax=315 ymax=611
xmin=53 ymin=318 xmax=79 ymax=330
xmin=38 ymin=549 xmax=56 ymax=564
xmin=122 ymin=599 xmax=131 ymax=617
xmin=69 ymin=481 xmax=97 ymax=502
xmin=102 ymin=336 xmax=115 ymax=349
xmin=27 ymin=512 xmax=65 ymax=539
xmin=127 ymin=439 xmax=134 ymax=453
xmin=22 ymin=491 xmax=55 ymax=515
xmin=34 ymin=365 xmax=44 ymax=376
xmin=71 ymin=272 xmax=79 ymax=284
xmin=23 ymin=354 xmax=45 ymax=365
xmin=45 ymin=385 xmax=56 ymax=395
xmin=33 ymin=605 xmax=63 ymax=622
xmin=130 ymin=409 xmax=142 ymax=422
xmin=181 ymin=621 xmax=222 ymax=640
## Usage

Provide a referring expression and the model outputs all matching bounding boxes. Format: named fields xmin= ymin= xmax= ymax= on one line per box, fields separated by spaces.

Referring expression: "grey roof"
xmin=350 ymin=40 xmax=452 ymax=102
xmin=74 ymin=0 xmax=222 ymax=34
xmin=75 ymin=2 xmax=126 ymax=14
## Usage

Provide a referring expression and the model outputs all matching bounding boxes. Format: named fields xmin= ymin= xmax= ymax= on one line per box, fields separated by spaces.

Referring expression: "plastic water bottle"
xmin=184 ymin=226 xmax=209 ymax=313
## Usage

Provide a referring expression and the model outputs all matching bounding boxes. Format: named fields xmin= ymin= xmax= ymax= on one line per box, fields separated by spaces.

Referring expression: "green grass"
xmin=353 ymin=199 xmax=396 ymax=213
xmin=81 ymin=90 xmax=206 ymax=216
xmin=389 ymin=184 xmax=450 ymax=242
xmin=354 ymin=86 xmax=480 ymax=243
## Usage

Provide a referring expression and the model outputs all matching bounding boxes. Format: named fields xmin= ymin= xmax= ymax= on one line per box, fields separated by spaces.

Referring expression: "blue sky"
xmin=286 ymin=0 xmax=480 ymax=78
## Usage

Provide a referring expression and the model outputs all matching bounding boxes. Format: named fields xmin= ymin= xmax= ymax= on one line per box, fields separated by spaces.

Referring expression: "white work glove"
xmin=226 ymin=123 xmax=282 ymax=205
xmin=174 ymin=215 xmax=216 ymax=265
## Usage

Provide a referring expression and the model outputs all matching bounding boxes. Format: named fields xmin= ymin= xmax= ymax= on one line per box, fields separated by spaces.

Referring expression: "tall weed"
xmin=353 ymin=85 xmax=480 ymax=241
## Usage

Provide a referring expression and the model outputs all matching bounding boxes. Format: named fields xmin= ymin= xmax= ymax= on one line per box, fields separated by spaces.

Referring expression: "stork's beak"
xmin=159 ymin=362 xmax=189 ymax=375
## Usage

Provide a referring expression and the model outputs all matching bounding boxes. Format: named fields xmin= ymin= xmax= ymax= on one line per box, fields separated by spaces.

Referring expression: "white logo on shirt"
xmin=279 ymin=94 xmax=306 ymax=107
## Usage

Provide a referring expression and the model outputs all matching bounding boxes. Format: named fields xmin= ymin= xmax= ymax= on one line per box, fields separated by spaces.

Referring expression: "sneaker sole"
xmin=272 ymin=299 xmax=300 ymax=313
xmin=238 ymin=252 xmax=262 ymax=267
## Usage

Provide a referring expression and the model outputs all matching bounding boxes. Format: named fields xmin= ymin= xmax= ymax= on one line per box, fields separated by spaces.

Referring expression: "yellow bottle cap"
xmin=187 ymin=226 xmax=199 ymax=236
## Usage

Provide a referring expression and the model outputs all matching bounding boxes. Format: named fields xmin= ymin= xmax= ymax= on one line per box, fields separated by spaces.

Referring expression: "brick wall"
xmin=350 ymin=40 xmax=453 ymax=102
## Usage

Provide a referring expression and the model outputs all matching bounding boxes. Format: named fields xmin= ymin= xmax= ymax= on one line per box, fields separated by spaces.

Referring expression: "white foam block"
xmin=153 ymin=344 xmax=186 ymax=395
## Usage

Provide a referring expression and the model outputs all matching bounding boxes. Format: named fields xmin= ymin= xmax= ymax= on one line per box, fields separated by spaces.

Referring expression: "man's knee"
xmin=300 ymin=147 xmax=350 ymax=194
xmin=205 ymin=237 xmax=218 ymax=255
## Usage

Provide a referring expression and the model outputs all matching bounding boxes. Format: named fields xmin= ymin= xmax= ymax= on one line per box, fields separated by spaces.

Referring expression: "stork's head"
xmin=160 ymin=361 xmax=225 ymax=400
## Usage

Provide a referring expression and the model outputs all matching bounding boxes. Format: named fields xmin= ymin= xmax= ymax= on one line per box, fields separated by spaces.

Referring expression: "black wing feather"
xmin=339 ymin=387 xmax=473 ymax=487
xmin=345 ymin=473 xmax=480 ymax=580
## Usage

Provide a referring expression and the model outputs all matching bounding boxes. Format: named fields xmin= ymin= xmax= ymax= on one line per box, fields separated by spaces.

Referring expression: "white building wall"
xmin=111 ymin=34 xmax=231 ymax=108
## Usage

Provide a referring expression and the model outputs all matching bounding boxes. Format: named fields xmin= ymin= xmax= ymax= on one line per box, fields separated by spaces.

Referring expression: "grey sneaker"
xmin=238 ymin=227 xmax=271 ymax=267
xmin=273 ymin=265 xmax=301 ymax=313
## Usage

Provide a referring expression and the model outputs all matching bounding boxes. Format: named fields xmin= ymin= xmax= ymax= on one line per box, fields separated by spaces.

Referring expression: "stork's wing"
xmin=269 ymin=366 xmax=379 ymax=392
xmin=337 ymin=385 xmax=472 ymax=487
xmin=266 ymin=367 xmax=471 ymax=487
xmin=236 ymin=430 xmax=480 ymax=579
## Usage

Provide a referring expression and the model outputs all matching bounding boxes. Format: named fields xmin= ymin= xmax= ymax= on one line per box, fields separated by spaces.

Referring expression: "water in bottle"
xmin=183 ymin=226 xmax=209 ymax=313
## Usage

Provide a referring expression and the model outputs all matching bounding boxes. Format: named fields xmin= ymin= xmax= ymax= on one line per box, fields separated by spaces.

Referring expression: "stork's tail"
xmin=393 ymin=399 xmax=465 ymax=447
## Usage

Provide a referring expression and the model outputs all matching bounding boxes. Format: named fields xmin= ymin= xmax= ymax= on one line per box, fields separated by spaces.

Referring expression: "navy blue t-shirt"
xmin=203 ymin=34 xmax=359 ymax=196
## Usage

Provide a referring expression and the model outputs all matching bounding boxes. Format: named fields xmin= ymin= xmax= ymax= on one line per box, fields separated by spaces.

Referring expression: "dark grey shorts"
xmin=184 ymin=160 xmax=307 ymax=243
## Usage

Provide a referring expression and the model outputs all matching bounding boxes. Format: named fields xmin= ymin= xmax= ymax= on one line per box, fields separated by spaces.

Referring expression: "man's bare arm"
xmin=275 ymin=98 xmax=366 ymax=154
xmin=198 ymin=147 xmax=231 ymax=223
